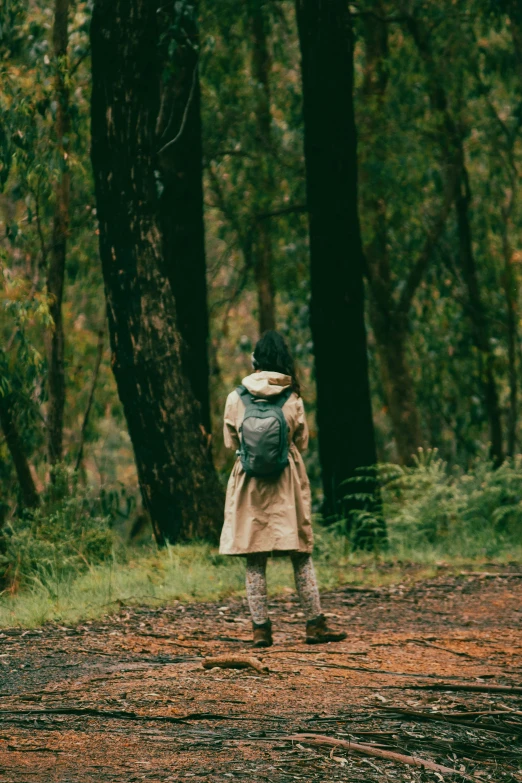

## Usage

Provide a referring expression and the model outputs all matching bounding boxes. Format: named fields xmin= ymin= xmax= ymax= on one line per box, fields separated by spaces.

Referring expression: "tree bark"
xmin=369 ymin=294 xmax=422 ymax=463
xmin=90 ymin=0 xmax=224 ymax=545
xmin=0 ymin=396 xmax=39 ymax=509
xmin=360 ymin=7 xmax=423 ymax=464
xmin=250 ymin=1 xmax=276 ymax=334
xmin=499 ymin=0 xmax=522 ymax=456
xmin=501 ymin=211 xmax=518 ymax=457
xmin=254 ymin=223 xmax=276 ymax=334
xmin=157 ymin=3 xmax=211 ymax=434
xmin=376 ymin=326 xmax=422 ymax=462
xmin=295 ymin=0 xmax=381 ymax=537
xmin=46 ymin=0 xmax=70 ymax=467
xmin=455 ymin=165 xmax=503 ymax=465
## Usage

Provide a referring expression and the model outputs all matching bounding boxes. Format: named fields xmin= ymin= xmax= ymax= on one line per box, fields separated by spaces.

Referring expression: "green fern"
xmin=345 ymin=450 xmax=522 ymax=557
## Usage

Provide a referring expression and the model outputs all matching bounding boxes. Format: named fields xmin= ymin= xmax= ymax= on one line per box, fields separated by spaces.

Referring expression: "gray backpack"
xmin=236 ymin=385 xmax=293 ymax=477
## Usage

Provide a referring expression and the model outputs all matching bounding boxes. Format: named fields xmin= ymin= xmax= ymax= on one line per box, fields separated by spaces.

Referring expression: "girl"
xmin=220 ymin=331 xmax=346 ymax=648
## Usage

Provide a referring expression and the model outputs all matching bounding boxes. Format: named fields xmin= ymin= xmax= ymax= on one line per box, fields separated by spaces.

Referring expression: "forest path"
xmin=1 ymin=569 xmax=522 ymax=782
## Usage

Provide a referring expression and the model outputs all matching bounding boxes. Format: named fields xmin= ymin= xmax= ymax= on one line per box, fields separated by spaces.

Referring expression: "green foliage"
xmin=347 ymin=450 xmax=522 ymax=558
xmin=0 ymin=1 xmax=135 ymax=511
xmin=0 ymin=465 xmax=113 ymax=591
xmin=1 ymin=503 xmax=521 ymax=628
xmin=2 ymin=0 xmax=522 ymax=550
xmin=0 ymin=267 xmax=51 ymax=402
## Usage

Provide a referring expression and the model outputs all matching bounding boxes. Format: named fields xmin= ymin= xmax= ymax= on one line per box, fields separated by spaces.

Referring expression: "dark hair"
xmin=253 ymin=331 xmax=301 ymax=396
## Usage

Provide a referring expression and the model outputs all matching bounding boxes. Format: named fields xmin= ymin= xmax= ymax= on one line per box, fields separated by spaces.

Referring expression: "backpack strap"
xmin=236 ymin=385 xmax=253 ymax=405
xmin=271 ymin=387 xmax=293 ymax=408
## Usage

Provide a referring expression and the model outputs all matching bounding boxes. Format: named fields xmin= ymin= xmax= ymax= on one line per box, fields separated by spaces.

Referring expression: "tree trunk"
xmin=360 ymin=7 xmax=423 ymax=464
xmin=254 ymin=222 xmax=276 ymax=334
xmin=374 ymin=320 xmax=423 ymax=464
xmin=90 ymin=0 xmax=224 ymax=545
xmin=157 ymin=3 xmax=211 ymax=434
xmin=502 ymin=228 xmax=518 ymax=458
xmin=500 ymin=0 xmax=522 ymax=457
xmin=367 ymin=261 xmax=423 ymax=465
xmin=295 ymin=0 xmax=381 ymax=536
xmin=0 ymin=396 xmax=39 ymax=508
xmin=46 ymin=0 xmax=70 ymax=467
xmin=250 ymin=2 xmax=276 ymax=334
xmin=455 ymin=165 xmax=503 ymax=465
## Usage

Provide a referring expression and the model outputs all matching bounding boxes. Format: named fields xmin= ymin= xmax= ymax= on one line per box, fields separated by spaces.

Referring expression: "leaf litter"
xmin=0 ymin=566 xmax=522 ymax=781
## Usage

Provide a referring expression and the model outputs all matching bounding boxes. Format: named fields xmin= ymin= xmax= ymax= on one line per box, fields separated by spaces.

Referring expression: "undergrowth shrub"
xmin=0 ymin=465 xmax=113 ymax=591
xmin=2 ymin=453 xmax=522 ymax=627
xmin=346 ymin=450 xmax=522 ymax=557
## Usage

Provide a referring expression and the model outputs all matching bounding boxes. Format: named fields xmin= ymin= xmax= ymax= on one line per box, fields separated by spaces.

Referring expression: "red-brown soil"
xmin=1 ymin=568 xmax=522 ymax=781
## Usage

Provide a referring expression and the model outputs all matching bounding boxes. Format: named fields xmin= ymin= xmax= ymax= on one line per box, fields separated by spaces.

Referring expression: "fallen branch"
xmin=202 ymin=655 xmax=269 ymax=675
xmin=411 ymin=683 xmax=522 ymax=695
xmin=0 ymin=707 xmax=276 ymax=723
xmin=443 ymin=709 xmax=522 ymax=718
xmin=283 ymin=733 xmax=474 ymax=779
xmin=263 ymin=648 xmax=367 ymax=656
xmin=0 ymin=707 xmax=225 ymax=724
xmin=380 ymin=706 xmax=521 ymax=734
xmin=6 ymin=745 xmax=62 ymax=753
xmin=277 ymin=659 xmax=469 ymax=679
xmin=406 ymin=639 xmax=476 ymax=658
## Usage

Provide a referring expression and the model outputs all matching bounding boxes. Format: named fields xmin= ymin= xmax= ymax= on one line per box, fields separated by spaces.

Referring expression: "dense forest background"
xmin=2 ymin=0 xmax=522 ymax=601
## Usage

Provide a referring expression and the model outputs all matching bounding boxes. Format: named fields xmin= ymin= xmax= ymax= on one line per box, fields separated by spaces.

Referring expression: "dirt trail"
xmin=1 ymin=568 xmax=522 ymax=782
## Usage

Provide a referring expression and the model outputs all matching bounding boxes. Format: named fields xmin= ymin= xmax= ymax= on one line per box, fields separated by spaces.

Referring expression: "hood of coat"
xmin=241 ymin=371 xmax=292 ymax=398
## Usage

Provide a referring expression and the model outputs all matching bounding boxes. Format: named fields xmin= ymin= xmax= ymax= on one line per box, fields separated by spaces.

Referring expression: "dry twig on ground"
xmin=412 ymin=682 xmax=522 ymax=695
xmin=283 ymin=733 xmax=476 ymax=779
xmin=202 ymin=655 xmax=269 ymax=674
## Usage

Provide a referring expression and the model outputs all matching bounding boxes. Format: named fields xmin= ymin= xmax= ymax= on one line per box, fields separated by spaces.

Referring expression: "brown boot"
xmin=306 ymin=614 xmax=347 ymax=644
xmin=252 ymin=619 xmax=273 ymax=648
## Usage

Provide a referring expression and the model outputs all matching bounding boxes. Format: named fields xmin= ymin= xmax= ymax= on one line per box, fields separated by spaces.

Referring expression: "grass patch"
xmin=1 ymin=535 xmax=520 ymax=628
xmin=2 ymin=453 xmax=522 ymax=628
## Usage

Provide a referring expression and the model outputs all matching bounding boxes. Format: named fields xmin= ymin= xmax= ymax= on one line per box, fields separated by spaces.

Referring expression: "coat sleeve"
xmin=293 ymin=397 xmax=309 ymax=453
xmin=223 ymin=391 xmax=240 ymax=450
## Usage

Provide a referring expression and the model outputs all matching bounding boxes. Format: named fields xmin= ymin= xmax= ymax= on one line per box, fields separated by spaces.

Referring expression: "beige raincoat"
xmin=219 ymin=371 xmax=313 ymax=556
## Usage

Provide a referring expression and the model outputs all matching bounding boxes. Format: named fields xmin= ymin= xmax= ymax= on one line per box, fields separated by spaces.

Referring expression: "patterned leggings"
xmin=245 ymin=552 xmax=322 ymax=625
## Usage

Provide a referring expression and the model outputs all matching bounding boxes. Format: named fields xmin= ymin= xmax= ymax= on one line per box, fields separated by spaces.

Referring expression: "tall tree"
xmin=46 ymin=0 xmax=70 ymax=466
xmin=90 ymin=0 xmax=224 ymax=544
xmin=249 ymin=0 xmax=276 ymax=334
xmin=495 ymin=0 xmax=522 ymax=455
xmin=295 ymin=0 xmax=381 ymax=530
xmin=407 ymin=15 xmax=504 ymax=466
xmin=500 ymin=177 xmax=518 ymax=457
xmin=359 ymin=9 xmax=455 ymax=464
xmin=157 ymin=2 xmax=211 ymax=434
xmin=360 ymin=11 xmax=422 ymax=464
